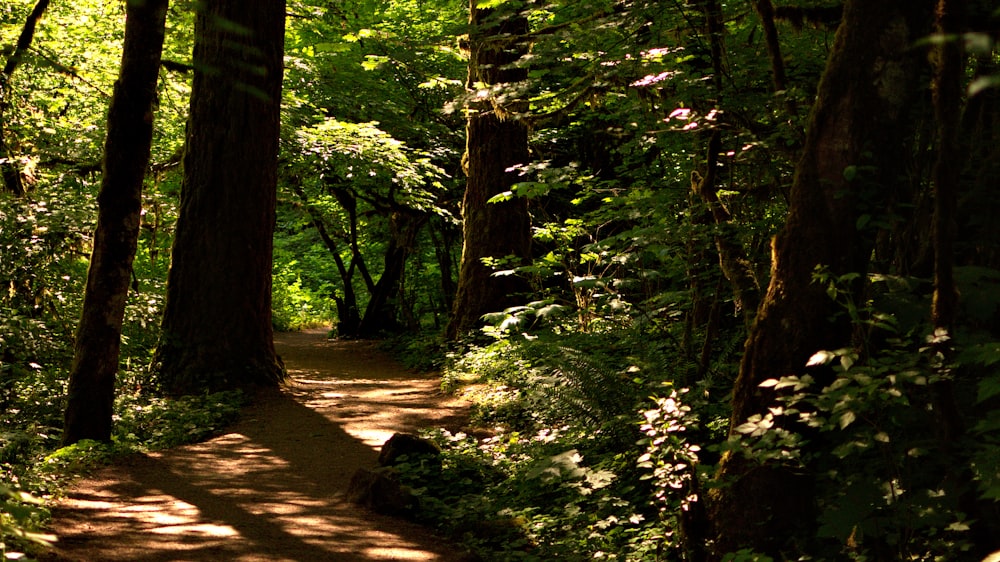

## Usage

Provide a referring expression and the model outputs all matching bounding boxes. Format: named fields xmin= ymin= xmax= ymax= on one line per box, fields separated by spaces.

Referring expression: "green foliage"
xmin=0 ymin=483 xmax=54 ymax=560
xmin=739 ymin=331 xmax=994 ymax=559
xmin=112 ymin=390 xmax=245 ymax=450
xmin=446 ymin=330 xmax=667 ymax=435
xmin=421 ymin=325 xmax=710 ymax=559
xmin=637 ymin=389 xmax=703 ymax=557
xmin=379 ymin=332 xmax=450 ymax=372
xmin=399 ymin=427 xmax=654 ymax=561
xmin=272 ymin=260 xmax=334 ymax=331
xmin=289 ymin=118 xmax=448 ymax=214
xmin=1 ymin=0 xmax=997 ymax=559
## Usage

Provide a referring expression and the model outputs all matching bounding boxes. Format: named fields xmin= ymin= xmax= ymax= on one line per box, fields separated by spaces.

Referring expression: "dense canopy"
xmin=2 ymin=0 xmax=1000 ymax=559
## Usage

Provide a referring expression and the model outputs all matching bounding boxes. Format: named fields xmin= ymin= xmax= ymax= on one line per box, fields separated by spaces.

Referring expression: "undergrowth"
xmin=391 ymin=327 xmax=716 ymax=560
xmin=0 ymin=379 xmax=245 ymax=559
xmin=392 ymin=289 xmax=1000 ymax=561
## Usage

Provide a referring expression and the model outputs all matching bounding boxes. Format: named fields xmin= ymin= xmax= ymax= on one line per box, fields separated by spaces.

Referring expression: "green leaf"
xmin=315 ymin=42 xmax=350 ymax=53
xmin=487 ymin=191 xmax=514 ymax=204
xmin=970 ymin=75 xmax=1000 ymax=96
xmin=977 ymin=375 xmax=1000 ymax=404
xmin=961 ymin=342 xmax=1000 ymax=368
xmin=807 ymin=350 xmax=836 ymax=367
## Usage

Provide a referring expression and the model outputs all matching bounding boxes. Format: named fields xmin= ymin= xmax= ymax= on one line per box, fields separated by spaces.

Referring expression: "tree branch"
xmin=2 ymin=0 xmax=50 ymax=77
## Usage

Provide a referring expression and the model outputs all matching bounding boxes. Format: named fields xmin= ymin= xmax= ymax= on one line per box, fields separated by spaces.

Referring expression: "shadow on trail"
xmin=45 ymin=330 xmax=470 ymax=562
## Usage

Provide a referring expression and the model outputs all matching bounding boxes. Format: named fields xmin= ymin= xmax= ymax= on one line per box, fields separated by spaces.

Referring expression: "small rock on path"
xmin=42 ymin=329 xmax=472 ymax=562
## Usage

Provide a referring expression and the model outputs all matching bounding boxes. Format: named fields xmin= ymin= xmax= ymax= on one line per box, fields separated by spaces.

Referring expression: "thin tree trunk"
xmin=0 ymin=0 xmax=51 ymax=197
xmin=927 ymin=0 xmax=997 ymax=554
xmin=707 ymin=1 xmax=934 ymax=555
xmin=703 ymin=0 xmax=726 ymax=92
xmin=289 ymin=181 xmax=363 ymax=335
xmin=691 ymin=131 xmax=760 ymax=329
xmin=429 ymin=216 xmax=457 ymax=317
xmin=931 ymin=1 xmax=962 ymax=335
xmin=358 ymin=211 xmax=426 ymax=337
xmin=749 ymin=0 xmax=786 ymax=93
xmin=749 ymin=0 xmax=799 ymax=119
xmin=63 ymin=0 xmax=168 ymax=445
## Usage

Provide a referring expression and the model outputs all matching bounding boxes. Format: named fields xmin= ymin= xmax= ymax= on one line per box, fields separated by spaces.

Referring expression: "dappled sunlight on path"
xmin=43 ymin=329 xmax=472 ymax=562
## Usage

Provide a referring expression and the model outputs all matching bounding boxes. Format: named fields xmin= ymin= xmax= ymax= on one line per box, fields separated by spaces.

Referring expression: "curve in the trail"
xmin=42 ymin=329 xmax=471 ymax=562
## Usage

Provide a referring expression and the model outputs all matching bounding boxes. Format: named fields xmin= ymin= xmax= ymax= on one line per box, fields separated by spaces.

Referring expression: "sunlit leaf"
xmin=839 ymin=410 xmax=856 ymax=429
xmin=807 ymin=350 xmax=836 ymax=367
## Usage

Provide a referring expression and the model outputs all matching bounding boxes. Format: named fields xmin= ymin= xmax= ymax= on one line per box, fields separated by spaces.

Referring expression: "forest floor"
xmin=39 ymin=328 xmax=475 ymax=562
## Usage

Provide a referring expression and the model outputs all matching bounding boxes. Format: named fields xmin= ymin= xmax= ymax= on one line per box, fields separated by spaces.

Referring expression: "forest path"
xmin=42 ymin=328 xmax=473 ymax=562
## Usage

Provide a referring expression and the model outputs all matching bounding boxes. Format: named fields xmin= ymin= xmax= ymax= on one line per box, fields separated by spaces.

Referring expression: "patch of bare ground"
xmin=40 ymin=328 xmax=474 ymax=561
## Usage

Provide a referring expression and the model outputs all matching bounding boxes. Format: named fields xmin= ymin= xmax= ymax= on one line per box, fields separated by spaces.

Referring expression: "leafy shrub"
xmin=637 ymin=389 xmax=704 ymax=559
xmin=0 ymin=483 xmax=54 ymax=561
xmin=731 ymin=334 xmax=999 ymax=560
xmin=272 ymin=263 xmax=334 ymax=331
xmin=409 ymin=326 xmax=707 ymax=560
xmin=113 ymin=390 xmax=246 ymax=450
xmin=379 ymin=332 xmax=451 ymax=372
xmin=398 ymin=428 xmax=656 ymax=561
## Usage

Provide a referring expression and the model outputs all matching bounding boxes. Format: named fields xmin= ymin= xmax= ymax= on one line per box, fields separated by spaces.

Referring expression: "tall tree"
xmin=446 ymin=1 xmax=533 ymax=339
xmin=926 ymin=0 xmax=998 ymax=553
xmin=62 ymin=0 xmax=169 ymax=445
xmin=154 ymin=0 xmax=286 ymax=395
xmin=706 ymin=0 xmax=935 ymax=555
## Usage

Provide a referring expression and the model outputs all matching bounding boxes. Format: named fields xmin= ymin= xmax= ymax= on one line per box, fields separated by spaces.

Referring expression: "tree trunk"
xmin=692 ymin=131 xmax=760 ymax=330
xmin=445 ymin=2 xmax=533 ymax=340
xmin=357 ymin=212 xmax=425 ymax=337
xmin=0 ymin=102 xmax=25 ymax=197
xmin=927 ymin=0 xmax=997 ymax=554
xmin=0 ymin=0 xmax=51 ymax=197
xmin=707 ymin=1 xmax=934 ymax=556
xmin=155 ymin=0 xmax=286 ymax=395
xmin=429 ymin=216 xmax=458 ymax=322
xmin=63 ymin=0 xmax=168 ymax=445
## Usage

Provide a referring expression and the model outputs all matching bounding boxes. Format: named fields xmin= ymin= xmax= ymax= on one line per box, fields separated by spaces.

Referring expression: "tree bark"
xmin=429 ymin=216 xmax=458 ymax=321
xmin=926 ymin=0 xmax=998 ymax=554
xmin=691 ymin=131 xmax=760 ymax=330
xmin=446 ymin=2 xmax=533 ymax=340
xmin=357 ymin=211 xmax=426 ymax=338
xmin=63 ymin=0 xmax=168 ymax=445
xmin=707 ymin=1 xmax=934 ymax=556
xmin=0 ymin=0 xmax=51 ymax=197
xmin=155 ymin=0 xmax=286 ymax=395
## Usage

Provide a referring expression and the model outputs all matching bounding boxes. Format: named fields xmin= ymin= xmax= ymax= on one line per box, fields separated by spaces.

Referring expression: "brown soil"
xmin=41 ymin=329 xmax=474 ymax=562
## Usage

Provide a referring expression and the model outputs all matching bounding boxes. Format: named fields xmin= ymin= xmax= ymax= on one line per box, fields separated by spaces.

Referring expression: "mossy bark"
xmin=446 ymin=2 xmax=532 ymax=340
xmin=707 ymin=1 xmax=934 ymax=556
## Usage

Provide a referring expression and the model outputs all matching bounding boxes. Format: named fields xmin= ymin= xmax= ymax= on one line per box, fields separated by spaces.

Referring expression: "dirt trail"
xmin=42 ymin=329 xmax=473 ymax=562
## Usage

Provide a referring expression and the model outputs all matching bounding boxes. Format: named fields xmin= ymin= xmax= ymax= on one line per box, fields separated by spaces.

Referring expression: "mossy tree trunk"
xmin=155 ymin=0 xmax=286 ymax=395
xmin=63 ymin=0 xmax=168 ymax=444
xmin=445 ymin=2 xmax=532 ymax=340
xmin=707 ymin=1 xmax=934 ymax=556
